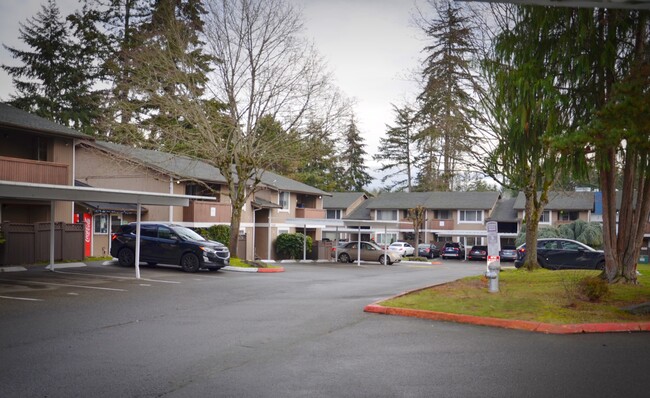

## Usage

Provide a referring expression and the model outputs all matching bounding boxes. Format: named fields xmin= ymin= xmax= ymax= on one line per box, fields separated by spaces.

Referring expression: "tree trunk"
xmin=600 ymin=147 xmax=619 ymax=282
xmin=523 ymin=188 xmax=541 ymax=271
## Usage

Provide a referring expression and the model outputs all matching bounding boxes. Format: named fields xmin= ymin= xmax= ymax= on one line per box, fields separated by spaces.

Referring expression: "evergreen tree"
xmin=339 ymin=116 xmax=372 ymax=191
xmin=416 ymin=0 xmax=478 ymax=191
xmin=2 ymin=0 xmax=100 ymax=132
xmin=374 ymin=104 xmax=418 ymax=192
xmin=290 ymin=120 xmax=344 ymax=192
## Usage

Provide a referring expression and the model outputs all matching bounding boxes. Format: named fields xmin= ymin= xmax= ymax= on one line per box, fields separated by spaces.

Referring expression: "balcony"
xmin=183 ymin=200 xmax=231 ymax=223
xmin=0 ymin=156 xmax=68 ymax=185
xmin=295 ymin=207 xmax=326 ymax=219
xmin=428 ymin=219 xmax=455 ymax=230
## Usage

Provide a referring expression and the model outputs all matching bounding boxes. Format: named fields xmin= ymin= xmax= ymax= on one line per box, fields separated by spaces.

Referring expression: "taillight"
xmin=111 ymin=234 xmax=117 ymax=240
xmin=518 ymin=248 xmax=526 ymax=254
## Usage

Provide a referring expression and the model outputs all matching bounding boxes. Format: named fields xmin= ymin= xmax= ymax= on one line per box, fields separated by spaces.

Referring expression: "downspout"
xmin=169 ymin=177 xmax=174 ymax=222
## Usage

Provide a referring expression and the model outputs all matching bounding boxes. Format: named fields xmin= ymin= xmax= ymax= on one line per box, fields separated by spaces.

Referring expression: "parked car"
xmin=467 ymin=245 xmax=488 ymax=261
xmin=417 ymin=243 xmax=440 ymax=259
xmin=442 ymin=242 xmax=465 ymax=260
xmin=333 ymin=241 xmax=402 ymax=265
xmin=514 ymin=238 xmax=605 ymax=270
xmin=110 ymin=223 xmax=230 ymax=272
xmin=388 ymin=242 xmax=415 ymax=257
xmin=499 ymin=245 xmax=518 ymax=262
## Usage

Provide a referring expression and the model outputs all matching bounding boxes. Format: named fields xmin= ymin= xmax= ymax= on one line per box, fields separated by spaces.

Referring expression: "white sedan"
xmin=388 ymin=242 xmax=415 ymax=257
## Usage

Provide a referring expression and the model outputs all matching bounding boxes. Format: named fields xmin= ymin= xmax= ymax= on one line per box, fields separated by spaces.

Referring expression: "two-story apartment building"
xmin=0 ymin=103 xmax=83 ymax=224
xmin=342 ymin=191 xmax=501 ymax=248
xmin=322 ymin=192 xmax=368 ymax=241
xmin=512 ymin=191 xmax=595 ymax=227
xmin=75 ymin=140 xmax=329 ymax=260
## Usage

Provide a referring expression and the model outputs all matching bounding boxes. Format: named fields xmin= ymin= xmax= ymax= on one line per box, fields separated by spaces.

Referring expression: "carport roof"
xmin=0 ymin=180 xmax=212 ymax=206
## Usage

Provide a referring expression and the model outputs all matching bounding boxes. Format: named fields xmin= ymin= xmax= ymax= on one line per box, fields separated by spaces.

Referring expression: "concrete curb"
xmin=364 ymin=286 xmax=650 ymax=334
xmin=222 ymin=265 xmax=285 ymax=273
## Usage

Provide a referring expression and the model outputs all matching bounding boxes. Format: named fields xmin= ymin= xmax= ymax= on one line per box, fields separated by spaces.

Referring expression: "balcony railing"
xmin=428 ymin=219 xmax=455 ymax=230
xmin=295 ymin=207 xmax=326 ymax=219
xmin=183 ymin=200 xmax=231 ymax=223
xmin=0 ymin=156 xmax=68 ymax=185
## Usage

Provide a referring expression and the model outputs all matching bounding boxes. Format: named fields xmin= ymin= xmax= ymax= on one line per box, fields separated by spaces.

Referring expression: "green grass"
xmin=381 ymin=264 xmax=650 ymax=324
xmin=228 ymin=257 xmax=281 ymax=269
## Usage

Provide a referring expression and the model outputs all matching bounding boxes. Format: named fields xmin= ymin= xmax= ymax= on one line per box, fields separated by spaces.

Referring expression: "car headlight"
xmin=200 ymin=246 xmax=217 ymax=254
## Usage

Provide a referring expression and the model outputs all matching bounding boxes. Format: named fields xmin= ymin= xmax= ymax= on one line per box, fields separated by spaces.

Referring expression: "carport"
xmin=0 ymin=180 xmax=214 ymax=279
xmin=286 ymin=218 xmax=401 ymax=265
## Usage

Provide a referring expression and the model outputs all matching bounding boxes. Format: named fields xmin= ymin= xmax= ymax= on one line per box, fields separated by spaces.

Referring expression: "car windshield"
xmin=172 ymin=226 xmax=206 ymax=242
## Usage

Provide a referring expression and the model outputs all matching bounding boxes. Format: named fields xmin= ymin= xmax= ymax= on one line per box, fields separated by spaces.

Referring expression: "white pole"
xmin=383 ymin=224 xmax=388 ymax=265
xmin=303 ymin=224 xmax=307 ymax=261
xmin=335 ymin=226 xmax=339 ymax=261
xmin=47 ymin=200 xmax=55 ymax=271
xmin=135 ymin=202 xmax=142 ymax=279
xmin=357 ymin=225 xmax=361 ymax=266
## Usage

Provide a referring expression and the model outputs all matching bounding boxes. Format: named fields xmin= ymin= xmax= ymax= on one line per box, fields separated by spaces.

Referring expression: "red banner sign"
xmin=83 ymin=213 xmax=92 ymax=257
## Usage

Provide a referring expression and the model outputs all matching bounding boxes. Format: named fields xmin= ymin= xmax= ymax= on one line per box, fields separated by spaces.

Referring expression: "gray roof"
xmin=258 ymin=170 xmax=329 ymax=196
xmin=0 ymin=102 xmax=89 ymax=140
xmin=323 ymin=192 xmax=367 ymax=209
xmin=513 ymin=191 xmax=595 ymax=210
xmin=89 ymin=141 xmax=328 ymax=195
xmin=90 ymin=141 xmax=228 ymax=184
xmin=344 ymin=197 xmax=373 ymax=220
xmin=252 ymin=197 xmax=281 ymax=209
xmin=367 ymin=191 xmax=500 ymax=210
xmin=487 ymin=198 xmax=518 ymax=222
xmin=74 ymin=180 xmax=145 ymax=213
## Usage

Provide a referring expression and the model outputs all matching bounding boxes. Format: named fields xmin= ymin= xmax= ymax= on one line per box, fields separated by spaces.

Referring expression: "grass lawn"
xmin=381 ymin=264 xmax=650 ymax=324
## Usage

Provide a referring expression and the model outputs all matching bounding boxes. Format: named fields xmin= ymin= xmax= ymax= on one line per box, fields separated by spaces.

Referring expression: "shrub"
xmin=197 ymin=224 xmax=230 ymax=245
xmin=578 ymin=276 xmax=609 ymax=302
xmin=275 ymin=233 xmax=312 ymax=259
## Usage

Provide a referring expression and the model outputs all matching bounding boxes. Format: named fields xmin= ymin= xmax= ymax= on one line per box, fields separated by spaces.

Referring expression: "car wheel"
xmin=596 ymin=260 xmax=605 ymax=271
xmin=181 ymin=253 xmax=201 ymax=273
xmin=536 ymin=256 xmax=548 ymax=269
xmin=339 ymin=253 xmax=351 ymax=263
xmin=117 ymin=248 xmax=135 ymax=267
xmin=379 ymin=254 xmax=392 ymax=265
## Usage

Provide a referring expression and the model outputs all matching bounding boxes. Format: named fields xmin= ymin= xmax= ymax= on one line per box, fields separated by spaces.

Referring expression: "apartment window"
xmin=459 ymin=210 xmax=483 ymax=223
xmin=94 ymin=214 xmax=108 ymax=234
xmin=376 ymin=232 xmax=398 ymax=245
xmin=376 ymin=210 xmax=397 ymax=221
xmin=279 ymin=192 xmax=290 ymax=211
xmin=434 ymin=210 xmax=451 ymax=220
xmin=539 ymin=210 xmax=551 ymax=224
xmin=558 ymin=211 xmax=579 ymax=221
xmin=327 ymin=209 xmax=342 ymax=219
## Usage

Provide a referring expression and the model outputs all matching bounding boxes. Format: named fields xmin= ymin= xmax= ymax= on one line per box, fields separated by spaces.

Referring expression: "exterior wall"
xmin=76 ymin=147 xmax=178 ymax=222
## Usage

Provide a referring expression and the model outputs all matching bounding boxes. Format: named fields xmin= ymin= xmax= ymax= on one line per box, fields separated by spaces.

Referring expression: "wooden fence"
xmin=0 ymin=222 xmax=84 ymax=266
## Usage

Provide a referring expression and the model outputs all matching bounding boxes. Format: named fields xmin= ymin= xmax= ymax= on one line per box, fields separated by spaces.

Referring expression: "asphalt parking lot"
xmin=2 ymin=259 xmax=650 ymax=398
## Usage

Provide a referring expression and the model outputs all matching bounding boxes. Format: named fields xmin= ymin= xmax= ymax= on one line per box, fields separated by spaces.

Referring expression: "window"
xmin=158 ymin=226 xmax=173 ymax=240
xmin=558 ymin=211 xmax=579 ymax=221
xmin=376 ymin=232 xmax=398 ymax=245
xmin=327 ymin=209 xmax=342 ymax=219
xmin=434 ymin=210 xmax=450 ymax=220
xmin=94 ymin=214 xmax=108 ymax=234
xmin=376 ymin=210 xmax=397 ymax=221
xmin=539 ymin=210 xmax=551 ymax=224
xmin=140 ymin=225 xmax=157 ymax=238
xmin=110 ymin=215 xmax=123 ymax=233
xmin=279 ymin=192 xmax=290 ymax=211
xmin=459 ymin=210 xmax=483 ymax=223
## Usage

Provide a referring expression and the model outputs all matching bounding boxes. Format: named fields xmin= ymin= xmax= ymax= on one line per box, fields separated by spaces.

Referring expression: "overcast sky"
xmin=0 ymin=0 xmax=429 ymax=185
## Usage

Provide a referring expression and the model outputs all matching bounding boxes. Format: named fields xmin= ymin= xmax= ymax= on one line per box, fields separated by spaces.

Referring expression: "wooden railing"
xmin=182 ymin=200 xmax=231 ymax=223
xmin=295 ymin=208 xmax=326 ymax=219
xmin=428 ymin=219 xmax=455 ymax=230
xmin=0 ymin=156 xmax=68 ymax=185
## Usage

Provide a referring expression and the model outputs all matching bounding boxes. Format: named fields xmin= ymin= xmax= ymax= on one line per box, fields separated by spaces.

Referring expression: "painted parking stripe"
xmin=0 ymin=278 xmax=127 ymax=291
xmin=53 ymin=270 xmax=180 ymax=284
xmin=0 ymin=295 xmax=43 ymax=301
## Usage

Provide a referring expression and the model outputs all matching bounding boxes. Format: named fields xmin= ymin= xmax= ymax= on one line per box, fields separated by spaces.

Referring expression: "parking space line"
xmin=52 ymin=270 xmax=181 ymax=284
xmin=0 ymin=278 xmax=127 ymax=291
xmin=0 ymin=295 xmax=43 ymax=301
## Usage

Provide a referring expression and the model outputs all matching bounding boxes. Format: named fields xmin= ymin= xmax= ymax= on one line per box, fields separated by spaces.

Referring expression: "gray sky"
xmin=0 ymin=0 xmax=427 ymax=184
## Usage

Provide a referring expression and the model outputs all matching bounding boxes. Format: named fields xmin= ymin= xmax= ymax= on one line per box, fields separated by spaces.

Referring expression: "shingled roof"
xmin=0 ymin=102 xmax=89 ymax=139
xmin=487 ymin=198 xmax=518 ymax=222
xmin=324 ymin=192 xmax=367 ymax=209
xmin=366 ymin=191 xmax=500 ymax=210
xmin=513 ymin=191 xmax=595 ymax=211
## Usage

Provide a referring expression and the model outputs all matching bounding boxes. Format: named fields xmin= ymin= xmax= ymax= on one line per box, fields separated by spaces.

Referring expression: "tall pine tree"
xmin=2 ymin=0 xmax=100 ymax=133
xmin=416 ymin=0 xmax=478 ymax=191
xmin=374 ymin=104 xmax=418 ymax=192
xmin=339 ymin=116 xmax=372 ymax=191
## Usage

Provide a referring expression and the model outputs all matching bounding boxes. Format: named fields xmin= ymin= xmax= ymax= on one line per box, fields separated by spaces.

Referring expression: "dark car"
xmin=514 ymin=238 xmax=605 ymax=270
xmin=110 ymin=223 xmax=230 ymax=272
xmin=442 ymin=242 xmax=465 ymax=260
xmin=499 ymin=245 xmax=518 ymax=262
xmin=467 ymin=245 xmax=488 ymax=261
xmin=417 ymin=243 xmax=440 ymax=259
